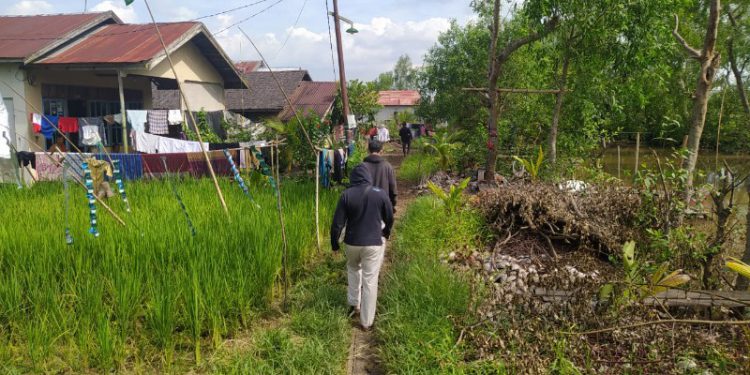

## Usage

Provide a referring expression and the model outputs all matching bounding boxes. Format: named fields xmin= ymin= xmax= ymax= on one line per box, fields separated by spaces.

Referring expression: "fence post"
xmin=633 ymin=132 xmax=640 ymax=181
xmin=617 ymin=145 xmax=621 ymax=179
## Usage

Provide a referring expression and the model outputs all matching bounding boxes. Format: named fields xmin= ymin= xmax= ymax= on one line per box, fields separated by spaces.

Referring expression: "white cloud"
xmin=169 ymin=6 xmax=198 ymax=21
xmin=212 ymin=16 xmax=452 ymax=81
xmin=91 ymin=0 xmax=139 ymax=23
xmin=5 ymin=0 xmax=54 ymax=15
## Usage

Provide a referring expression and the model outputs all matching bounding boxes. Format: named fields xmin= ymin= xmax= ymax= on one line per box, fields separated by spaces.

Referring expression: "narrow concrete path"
xmin=346 ymin=145 xmax=415 ymax=375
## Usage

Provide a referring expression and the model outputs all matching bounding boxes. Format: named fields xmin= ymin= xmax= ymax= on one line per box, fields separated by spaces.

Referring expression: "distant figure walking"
xmin=363 ymin=139 xmax=397 ymax=209
xmin=398 ymin=122 xmax=412 ymax=156
xmin=331 ymin=165 xmax=394 ymax=331
xmin=376 ymin=123 xmax=390 ymax=143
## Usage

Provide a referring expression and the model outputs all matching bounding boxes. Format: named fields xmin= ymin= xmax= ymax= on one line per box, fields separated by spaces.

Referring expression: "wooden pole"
xmin=271 ymin=144 xmax=290 ymax=309
xmin=617 ymin=145 xmax=621 ymax=179
xmin=143 ymin=0 xmax=229 ymax=218
xmin=117 ymin=70 xmax=129 ymax=153
xmin=16 ymin=132 xmax=126 ymax=226
xmin=315 ymin=149 xmax=321 ymax=253
xmin=715 ymin=85 xmax=727 ymax=171
xmin=634 ymin=132 xmax=640 ymax=180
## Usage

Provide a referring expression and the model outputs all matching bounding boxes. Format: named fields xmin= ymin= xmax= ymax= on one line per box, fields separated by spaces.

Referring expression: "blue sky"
xmin=2 ymin=0 xmax=479 ymax=81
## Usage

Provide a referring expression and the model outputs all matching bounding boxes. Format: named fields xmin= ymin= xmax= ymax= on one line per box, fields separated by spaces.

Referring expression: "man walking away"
xmin=331 ymin=165 xmax=394 ymax=331
xmin=398 ymin=122 xmax=412 ymax=156
xmin=363 ymin=139 xmax=397 ymax=208
xmin=376 ymin=123 xmax=390 ymax=143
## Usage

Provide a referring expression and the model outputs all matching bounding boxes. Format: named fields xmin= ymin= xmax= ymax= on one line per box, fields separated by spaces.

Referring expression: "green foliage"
xmin=398 ymin=152 xmax=439 ymax=183
xmin=332 ymin=80 xmax=382 ymax=126
xmin=378 ymin=197 xmax=491 ymax=373
xmin=423 ymin=131 xmax=464 ymax=171
xmin=427 ymin=177 xmax=471 ymax=215
xmin=185 ymin=110 xmax=222 ymax=144
xmin=264 ymin=113 xmax=331 ymax=171
xmin=0 ymin=179 xmax=337 ymax=371
xmin=512 ymin=146 xmax=545 ymax=180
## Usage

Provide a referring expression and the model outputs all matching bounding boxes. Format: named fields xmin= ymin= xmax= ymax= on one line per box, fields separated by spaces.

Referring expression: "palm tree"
xmin=424 ymin=131 xmax=463 ymax=171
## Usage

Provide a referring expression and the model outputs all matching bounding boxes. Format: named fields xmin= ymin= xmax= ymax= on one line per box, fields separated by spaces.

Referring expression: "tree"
xmin=672 ymin=0 xmax=722 ymax=205
xmin=726 ymin=4 xmax=750 ymax=116
xmin=331 ymin=80 xmax=382 ymax=125
xmin=372 ymin=71 xmax=394 ymax=91
xmin=392 ymin=54 xmax=419 ymax=90
xmin=485 ymin=0 xmax=558 ymax=180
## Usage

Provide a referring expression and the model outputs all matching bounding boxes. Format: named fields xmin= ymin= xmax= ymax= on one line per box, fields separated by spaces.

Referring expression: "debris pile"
xmin=475 ymin=182 xmax=641 ymax=255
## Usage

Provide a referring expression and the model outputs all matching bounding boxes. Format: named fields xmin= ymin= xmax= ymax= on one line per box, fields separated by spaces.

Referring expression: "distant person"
xmin=376 ymin=123 xmax=390 ymax=143
xmin=363 ymin=139 xmax=397 ymax=209
xmin=367 ymin=126 xmax=378 ymax=140
xmin=48 ymin=135 xmax=67 ymax=153
xmin=331 ymin=165 xmax=394 ymax=331
xmin=398 ymin=122 xmax=412 ymax=156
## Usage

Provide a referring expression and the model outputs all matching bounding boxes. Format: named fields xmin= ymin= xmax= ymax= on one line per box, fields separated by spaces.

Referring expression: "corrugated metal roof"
xmin=278 ymin=81 xmax=338 ymax=122
xmin=377 ymin=90 xmax=421 ymax=106
xmin=39 ymin=22 xmax=198 ymax=64
xmin=0 ymin=13 xmax=112 ymax=60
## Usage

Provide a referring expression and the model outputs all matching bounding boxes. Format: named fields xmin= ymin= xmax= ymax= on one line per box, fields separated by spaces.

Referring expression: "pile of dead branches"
xmin=475 ymin=182 xmax=642 ymax=256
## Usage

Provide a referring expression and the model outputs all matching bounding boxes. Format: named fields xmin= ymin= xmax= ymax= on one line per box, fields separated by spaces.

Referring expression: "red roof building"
xmin=278 ymin=81 xmax=338 ymax=122
xmin=377 ymin=90 xmax=421 ymax=106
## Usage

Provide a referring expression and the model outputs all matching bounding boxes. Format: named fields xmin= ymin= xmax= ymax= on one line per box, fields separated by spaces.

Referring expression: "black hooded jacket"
xmin=363 ymin=154 xmax=397 ymax=207
xmin=331 ymin=165 xmax=394 ymax=251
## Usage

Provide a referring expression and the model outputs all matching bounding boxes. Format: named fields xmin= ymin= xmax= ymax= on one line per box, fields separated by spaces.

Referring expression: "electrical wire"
xmin=273 ymin=0 xmax=309 ymax=60
xmin=214 ymin=0 xmax=287 ymax=35
xmin=324 ymin=0 xmax=337 ymax=80
xmin=194 ymin=0 xmax=271 ymax=20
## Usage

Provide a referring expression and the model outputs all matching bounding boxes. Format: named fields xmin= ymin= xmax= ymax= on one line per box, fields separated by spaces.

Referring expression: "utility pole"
xmin=332 ymin=0 xmax=351 ymax=144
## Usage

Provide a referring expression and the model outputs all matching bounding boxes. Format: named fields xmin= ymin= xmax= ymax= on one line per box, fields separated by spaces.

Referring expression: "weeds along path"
xmin=347 ymin=144 xmax=415 ymax=375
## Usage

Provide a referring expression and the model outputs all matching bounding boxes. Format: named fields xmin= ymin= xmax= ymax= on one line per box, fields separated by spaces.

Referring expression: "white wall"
xmin=374 ymin=105 xmax=415 ymax=123
xmin=182 ymin=81 xmax=225 ymax=111
xmin=0 ymin=63 xmax=31 ymax=183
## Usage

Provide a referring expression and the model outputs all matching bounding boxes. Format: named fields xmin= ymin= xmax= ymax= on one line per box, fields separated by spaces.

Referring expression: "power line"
xmin=273 ymin=0 xmax=309 ymax=60
xmin=324 ymin=0 xmax=337 ymax=81
xmin=214 ymin=0 xmax=286 ymax=35
xmin=194 ymin=0 xmax=271 ymax=20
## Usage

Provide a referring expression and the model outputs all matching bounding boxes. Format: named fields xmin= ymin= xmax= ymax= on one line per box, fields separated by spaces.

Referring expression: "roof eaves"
xmin=23 ymin=11 xmax=121 ymax=65
xmin=146 ymin=23 xmax=203 ymax=70
xmin=195 ymin=23 xmax=247 ymax=89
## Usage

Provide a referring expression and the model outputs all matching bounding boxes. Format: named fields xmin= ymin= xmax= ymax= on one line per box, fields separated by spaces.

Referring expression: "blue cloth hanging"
xmin=94 ymin=153 xmax=143 ymax=180
xmin=41 ymin=115 xmax=58 ymax=140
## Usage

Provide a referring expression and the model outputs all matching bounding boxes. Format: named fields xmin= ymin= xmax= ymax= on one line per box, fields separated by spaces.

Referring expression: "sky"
xmin=1 ymin=0 xmax=480 ymax=81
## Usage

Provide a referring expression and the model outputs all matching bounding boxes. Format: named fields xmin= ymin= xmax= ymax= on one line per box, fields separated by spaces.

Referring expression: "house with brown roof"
xmin=0 ymin=11 xmax=245 ymax=180
xmin=278 ymin=81 xmax=339 ymax=122
xmin=374 ymin=90 xmax=421 ymax=123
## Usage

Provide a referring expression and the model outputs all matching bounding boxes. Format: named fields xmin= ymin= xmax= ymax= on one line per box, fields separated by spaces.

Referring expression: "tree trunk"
xmin=727 ymin=10 xmax=750 ymax=116
xmin=673 ymin=0 xmax=721 ymax=206
xmin=736 ymin=181 xmax=750 ymax=290
xmin=549 ymin=53 xmax=570 ymax=165
xmin=485 ymin=0 xmax=501 ymax=180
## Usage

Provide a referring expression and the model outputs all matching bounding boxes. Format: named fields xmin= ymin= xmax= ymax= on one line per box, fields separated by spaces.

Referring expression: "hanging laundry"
xmin=64 ymin=153 xmax=92 ymax=181
xmin=81 ymin=125 xmax=102 ymax=146
xmin=126 ymin=110 xmax=148 ymax=133
xmin=186 ymin=150 xmax=234 ymax=177
xmin=209 ymin=142 xmax=240 ymax=151
xmin=85 ymin=157 xmax=114 ymax=198
xmin=134 ymin=131 xmax=207 ymax=154
xmin=319 ymin=150 xmax=331 ymax=188
xmin=147 ymin=110 xmax=169 ymax=135
xmin=168 ymin=109 xmax=183 ymax=125
xmin=332 ymin=149 xmax=345 ymax=184
xmin=41 ymin=115 xmax=58 ymax=140
xmin=31 ymin=113 xmax=42 ymax=133
xmin=81 ymin=161 xmax=99 ymax=237
xmin=16 ymin=151 xmax=36 ymax=169
xmin=240 ymin=148 xmax=261 ymax=170
xmin=141 ymin=153 xmax=191 ymax=178
xmin=58 ymin=117 xmax=79 ymax=133
xmin=94 ymin=153 xmax=143 ymax=181
xmin=35 ymin=152 xmax=63 ymax=181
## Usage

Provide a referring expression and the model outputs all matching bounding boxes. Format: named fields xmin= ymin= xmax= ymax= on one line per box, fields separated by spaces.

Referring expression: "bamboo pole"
xmin=634 ymin=132 xmax=640 ymax=180
xmin=617 ymin=145 xmax=621 ymax=179
xmin=16 ymin=132 xmax=127 ymax=226
xmin=271 ymin=143 xmax=290 ymax=310
xmin=143 ymin=0 xmax=229 ymax=218
xmin=117 ymin=70 xmax=129 ymax=153
xmin=315 ymin=149 xmax=321 ymax=253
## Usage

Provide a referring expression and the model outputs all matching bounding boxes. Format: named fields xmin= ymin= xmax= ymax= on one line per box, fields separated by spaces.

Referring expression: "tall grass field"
xmin=0 ymin=177 xmax=336 ymax=372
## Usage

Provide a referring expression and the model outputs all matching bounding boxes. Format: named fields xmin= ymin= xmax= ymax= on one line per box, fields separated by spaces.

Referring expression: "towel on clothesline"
xmin=168 ymin=110 xmax=183 ymax=125
xmin=40 ymin=115 xmax=58 ymax=140
xmin=31 ymin=113 xmax=42 ymax=133
xmin=127 ymin=110 xmax=148 ymax=133
xmin=147 ymin=110 xmax=169 ymax=135
xmin=58 ymin=117 xmax=79 ymax=133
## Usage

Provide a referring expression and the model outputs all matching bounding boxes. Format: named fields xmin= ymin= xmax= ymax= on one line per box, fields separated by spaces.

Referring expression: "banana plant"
xmin=427 ymin=177 xmax=471 ymax=215
xmin=424 ymin=132 xmax=463 ymax=171
xmin=512 ymin=145 xmax=545 ymax=180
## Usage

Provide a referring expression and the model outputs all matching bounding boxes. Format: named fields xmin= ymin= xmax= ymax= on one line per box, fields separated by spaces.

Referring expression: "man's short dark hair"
xmin=368 ymin=139 xmax=383 ymax=153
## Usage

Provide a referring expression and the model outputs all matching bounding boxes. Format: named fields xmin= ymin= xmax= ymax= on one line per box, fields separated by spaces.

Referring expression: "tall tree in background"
xmin=485 ymin=0 xmax=558 ymax=180
xmin=392 ymin=54 xmax=419 ymax=90
xmin=727 ymin=4 xmax=750 ymax=116
xmin=672 ymin=0 xmax=721 ymax=205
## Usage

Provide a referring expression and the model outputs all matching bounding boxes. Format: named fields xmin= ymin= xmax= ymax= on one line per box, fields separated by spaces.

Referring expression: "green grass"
xmin=0 ymin=176 xmax=336 ymax=372
xmin=397 ymin=152 xmax=439 ymax=183
xmin=207 ymin=255 xmax=351 ymax=374
xmin=377 ymin=197 xmax=502 ymax=374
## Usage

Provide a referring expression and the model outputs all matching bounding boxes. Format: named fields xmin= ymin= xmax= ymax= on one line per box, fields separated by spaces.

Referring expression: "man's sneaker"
xmin=347 ymin=306 xmax=360 ymax=318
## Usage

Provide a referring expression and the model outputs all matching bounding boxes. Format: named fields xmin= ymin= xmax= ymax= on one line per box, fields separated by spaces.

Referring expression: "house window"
xmin=88 ymin=100 xmax=142 ymax=117
xmin=43 ymin=99 xmax=66 ymax=116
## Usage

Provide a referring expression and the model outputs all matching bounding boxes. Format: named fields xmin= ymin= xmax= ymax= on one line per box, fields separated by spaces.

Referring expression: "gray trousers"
xmin=345 ymin=241 xmax=386 ymax=328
